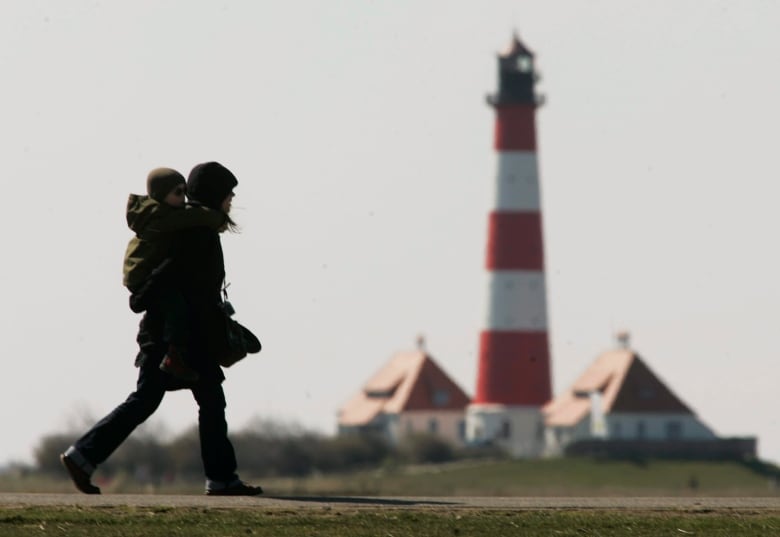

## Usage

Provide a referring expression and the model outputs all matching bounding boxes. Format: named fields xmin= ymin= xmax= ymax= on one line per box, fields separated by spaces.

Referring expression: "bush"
xmin=32 ymin=418 xmax=481 ymax=482
xmin=232 ymin=431 xmax=391 ymax=477
xmin=397 ymin=433 xmax=454 ymax=464
xmin=167 ymin=426 xmax=203 ymax=479
xmin=107 ymin=436 xmax=173 ymax=484
xmin=454 ymin=442 xmax=508 ymax=461
xmin=232 ymin=431 xmax=313 ymax=477
xmin=33 ymin=434 xmax=79 ymax=475
xmin=311 ymin=433 xmax=390 ymax=472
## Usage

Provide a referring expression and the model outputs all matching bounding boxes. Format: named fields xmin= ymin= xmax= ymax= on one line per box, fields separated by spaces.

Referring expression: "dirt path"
xmin=1 ymin=493 xmax=780 ymax=512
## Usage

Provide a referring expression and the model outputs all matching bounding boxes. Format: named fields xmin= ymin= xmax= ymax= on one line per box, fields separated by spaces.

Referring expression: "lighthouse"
xmin=465 ymin=33 xmax=552 ymax=457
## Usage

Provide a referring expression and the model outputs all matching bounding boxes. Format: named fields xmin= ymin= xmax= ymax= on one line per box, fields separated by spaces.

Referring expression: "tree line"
xmin=32 ymin=419 xmax=504 ymax=485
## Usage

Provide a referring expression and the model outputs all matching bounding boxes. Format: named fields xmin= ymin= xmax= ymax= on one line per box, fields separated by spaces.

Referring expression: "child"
xmin=123 ymin=167 xmax=226 ymax=382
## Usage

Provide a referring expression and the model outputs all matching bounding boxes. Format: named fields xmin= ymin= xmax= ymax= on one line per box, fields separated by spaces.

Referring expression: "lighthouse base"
xmin=465 ymin=403 xmax=545 ymax=458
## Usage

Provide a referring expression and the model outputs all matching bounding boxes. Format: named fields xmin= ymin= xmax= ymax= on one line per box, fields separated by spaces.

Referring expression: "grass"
xmin=3 ymin=458 xmax=779 ymax=496
xmin=0 ymin=506 xmax=779 ymax=536
xmin=2 ymin=459 xmax=779 ymax=535
xmin=251 ymin=458 xmax=780 ymax=497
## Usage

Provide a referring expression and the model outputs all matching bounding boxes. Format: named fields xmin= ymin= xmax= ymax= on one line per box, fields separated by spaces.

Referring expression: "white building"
xmin=338 ymin=345 xmax=471 ymax=447
xmin=543 ymin=334 xmax=717 ymax=456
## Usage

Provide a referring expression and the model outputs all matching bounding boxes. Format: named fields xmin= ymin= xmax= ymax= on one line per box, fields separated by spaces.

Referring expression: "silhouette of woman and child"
xmin=60 ymin=162 xmax=263 ymax=496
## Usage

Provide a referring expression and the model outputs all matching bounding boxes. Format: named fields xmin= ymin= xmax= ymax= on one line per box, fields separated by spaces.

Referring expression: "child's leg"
xmin=160 ymin=289 xmax=189 ymax=351
xmin=157 ymin=289 xmax=198 ymax=382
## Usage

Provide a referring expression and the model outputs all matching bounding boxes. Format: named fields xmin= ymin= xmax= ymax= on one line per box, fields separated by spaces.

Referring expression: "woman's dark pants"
xmin=73 ymin=344 xmax=238 ymax=484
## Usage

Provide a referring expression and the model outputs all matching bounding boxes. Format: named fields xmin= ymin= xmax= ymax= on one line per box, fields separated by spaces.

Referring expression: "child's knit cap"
xmin=146 ymin=167 xmax=186 ymax=202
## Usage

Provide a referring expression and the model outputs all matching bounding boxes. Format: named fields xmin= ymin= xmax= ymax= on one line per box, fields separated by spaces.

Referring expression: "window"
xmin=666 ymin=421 xmax=682 ymax=440
xmin=516 ymin=55 xmax=532 ymax=73
xmin=501 ymin=420 xmax=511 ymax=439
xmin=457 ymin=420 xmax=466 ymax=440
xmin=536 ymin=421 xmax=544 ymax=442
xmin=636 ymin=421 xmax=646 ymax=439
xmin=639 ymin=386 xmax=656 ymax=400
xmin=428 ymin=419 xmax=438 ymax=434
xmin=612 ymin=422 xmax=622 ymax=439
xmin=432 ymin=389 xmax=450 ymax=407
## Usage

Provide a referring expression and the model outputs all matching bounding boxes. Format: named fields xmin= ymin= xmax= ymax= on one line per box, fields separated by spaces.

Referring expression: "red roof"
xmin=543 ymin=348 xmax=694 ymax=427
xmin=499 ymin=32 xmax=534 ymax=59
xmin=338 ymin=350 xmax=471 ymax=427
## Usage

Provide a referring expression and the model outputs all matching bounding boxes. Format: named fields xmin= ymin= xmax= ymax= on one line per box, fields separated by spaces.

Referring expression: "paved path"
xmin=1 ymin=493 xmax=780 ymax=512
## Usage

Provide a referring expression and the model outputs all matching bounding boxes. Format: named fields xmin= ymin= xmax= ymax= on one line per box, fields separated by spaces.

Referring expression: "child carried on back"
xmin=122 ymin=167 xmax=226 ymax=382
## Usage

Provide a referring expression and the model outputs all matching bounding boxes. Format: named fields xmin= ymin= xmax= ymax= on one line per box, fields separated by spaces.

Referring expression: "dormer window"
xmin=365 ymin=382 xmax=400 ymax=399
xmin=639 ymin=386 xmax=656 ymax=400
xmin=433 ymin=389 xmax=450 ymax=407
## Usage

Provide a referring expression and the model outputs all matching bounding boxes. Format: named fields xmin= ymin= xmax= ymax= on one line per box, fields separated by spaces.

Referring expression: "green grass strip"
xmin=1 ymin=507 xmax=779 ymax=536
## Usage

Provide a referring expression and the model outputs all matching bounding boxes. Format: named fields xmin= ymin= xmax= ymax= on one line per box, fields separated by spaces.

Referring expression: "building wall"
xmin=606 ymin=413 xmax=716 ymax=441
xmin=466 ymin=404 xmax=545 ymax=457
xmin=545 ymin=412 xmax=716 ymax=456
xmin=545 ymin=416 xmax=590 ymax=456
xmin=397 ymin=410 xmax=467 ymax=446
xmin=339 ymin=410 xmax=467 ymax=447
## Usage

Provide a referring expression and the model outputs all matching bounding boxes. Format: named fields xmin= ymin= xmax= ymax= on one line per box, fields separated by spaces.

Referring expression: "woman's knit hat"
xmin=146 ymin=167 xmax=185 ymax=202
xmin=187 ymin=162 xmax=238 ymax=210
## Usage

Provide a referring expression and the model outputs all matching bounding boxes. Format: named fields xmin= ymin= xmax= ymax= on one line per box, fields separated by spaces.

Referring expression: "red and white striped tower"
xmin=466 ymin=33 xmax=552 ymax=457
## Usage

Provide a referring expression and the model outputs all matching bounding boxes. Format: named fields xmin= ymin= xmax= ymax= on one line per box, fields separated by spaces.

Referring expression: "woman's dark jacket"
xmin=135 ymin=214 xmax=229 ymax=384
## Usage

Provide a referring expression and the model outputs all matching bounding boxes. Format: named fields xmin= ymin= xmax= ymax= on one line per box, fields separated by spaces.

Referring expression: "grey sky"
xmin=1 ymin=1 xmax=778 ymax=466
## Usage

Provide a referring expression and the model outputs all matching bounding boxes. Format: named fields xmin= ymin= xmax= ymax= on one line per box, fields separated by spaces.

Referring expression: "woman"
xmin=60 ymin=162 xmax=263 ymax=496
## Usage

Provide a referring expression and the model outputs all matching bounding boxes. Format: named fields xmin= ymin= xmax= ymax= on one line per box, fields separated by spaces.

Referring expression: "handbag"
xmin=217 ymin=286 xmax=261 ymax=367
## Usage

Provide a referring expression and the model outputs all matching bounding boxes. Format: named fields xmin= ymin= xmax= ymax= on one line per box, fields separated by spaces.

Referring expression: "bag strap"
xmin=221 ymin=281 xmax=236 ymax=316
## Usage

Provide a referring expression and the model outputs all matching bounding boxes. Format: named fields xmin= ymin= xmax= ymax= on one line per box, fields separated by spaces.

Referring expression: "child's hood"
xmin=125 ymin=193 xmax=172 ymax=233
